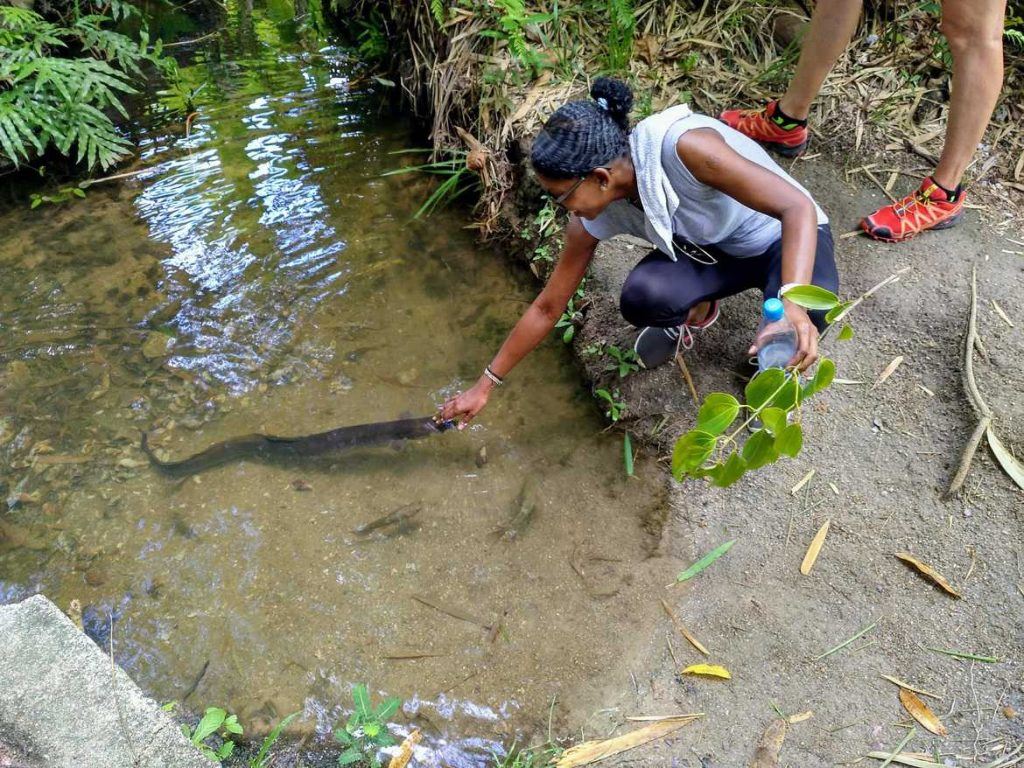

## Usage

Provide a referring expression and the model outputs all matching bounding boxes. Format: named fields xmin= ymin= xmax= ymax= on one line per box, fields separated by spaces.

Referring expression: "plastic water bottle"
xmin=756 ymin=298 xmax=797 ymax=371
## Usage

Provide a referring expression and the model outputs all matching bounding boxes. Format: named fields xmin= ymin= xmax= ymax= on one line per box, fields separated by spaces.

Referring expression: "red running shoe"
xmin=860 ymin=177 xmax=965 ymax=243
xmin=719 ymin=100 xmax=809 ymax=158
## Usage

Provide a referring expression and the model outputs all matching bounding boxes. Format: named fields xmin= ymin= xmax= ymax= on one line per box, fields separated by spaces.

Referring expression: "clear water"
xmin=0 ymin=4 xmax=667 ymax=763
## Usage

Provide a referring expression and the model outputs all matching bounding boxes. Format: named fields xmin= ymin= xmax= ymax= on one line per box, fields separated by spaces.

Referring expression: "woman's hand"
xmin=747 ymin=300 xmax=819 ymax=372
xmin=440 ymin=377 xmax=495 ymax=429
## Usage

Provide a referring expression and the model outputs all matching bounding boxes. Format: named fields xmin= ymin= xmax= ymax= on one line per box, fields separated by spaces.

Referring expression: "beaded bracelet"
xmin=483 ymin=366 xmax=504 ymax=386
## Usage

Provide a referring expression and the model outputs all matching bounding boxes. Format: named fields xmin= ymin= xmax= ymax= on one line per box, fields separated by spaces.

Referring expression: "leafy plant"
xmin=430 ymin=0 xmax=447 ymax=27
xmin=249 ymin=712 xmax=301 ymax=768
xmin=478 ymin=0 xmax=553 ymax=75
xmin=604 ymin=0 xmax=635 ymax=71
xmin=30 ymin=185 xmax=85 ymax=208
xmin=595 ymin=388 xmax=625 ymax=422
xmin=671 ymin=284 xmax=846 ymax=488
xmin=555 ymin=295 xmax=586 ymax=343
xmin=333 ymin=684 xmax=401 ymax=767
xmin=355 ymin=9 xmax=389 ymax=62
xmin=602 ymin=344 xmax=639 ymax=378
xmin=0 ymin=3 xmax=176 ymax=170
xmin=382 ymin=149 xmax=481 ymax=218
xmin=182 ymin=707 xmax=243 ymax=763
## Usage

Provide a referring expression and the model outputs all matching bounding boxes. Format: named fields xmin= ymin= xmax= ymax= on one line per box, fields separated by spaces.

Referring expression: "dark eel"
xmin=141 ymin=415 xmax=455 ymax=478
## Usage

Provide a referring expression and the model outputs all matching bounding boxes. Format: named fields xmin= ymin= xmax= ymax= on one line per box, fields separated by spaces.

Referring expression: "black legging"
xmin=619 ymin=224 xmax=839 ymax=331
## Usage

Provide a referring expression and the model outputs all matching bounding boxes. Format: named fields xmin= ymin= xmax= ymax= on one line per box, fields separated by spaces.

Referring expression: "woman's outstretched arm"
xmin=440 ymin=216 xmax=599 ymax=427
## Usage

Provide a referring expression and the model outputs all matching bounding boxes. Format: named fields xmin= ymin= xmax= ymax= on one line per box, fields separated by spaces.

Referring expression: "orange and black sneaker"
xmin=719 ymin=99 xmax=809 ymax=158
xmin=860 ymin=177 xmax=965 ymax=243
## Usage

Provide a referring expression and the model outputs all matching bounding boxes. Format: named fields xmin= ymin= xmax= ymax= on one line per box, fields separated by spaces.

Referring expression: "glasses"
xmin=551 ymin=174 xmax=588 ymax=207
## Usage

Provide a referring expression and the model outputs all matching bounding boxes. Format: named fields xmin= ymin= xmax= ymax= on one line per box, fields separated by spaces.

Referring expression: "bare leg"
xmin=778 ymin=0 xmax=863 ymax=120
xmin=931 ymin=0 xmax=1006 ymax=190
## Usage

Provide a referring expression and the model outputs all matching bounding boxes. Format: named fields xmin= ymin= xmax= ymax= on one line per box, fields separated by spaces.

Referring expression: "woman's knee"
xmin=620 ymin=268 xmax=695 ymax=327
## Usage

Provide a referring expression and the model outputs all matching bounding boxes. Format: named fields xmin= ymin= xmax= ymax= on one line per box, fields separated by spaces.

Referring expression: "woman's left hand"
xmin=747 ymin=300 xmax=819 ymax=372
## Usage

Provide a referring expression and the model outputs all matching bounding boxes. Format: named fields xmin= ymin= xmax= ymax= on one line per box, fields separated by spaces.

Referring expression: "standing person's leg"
xmin=861 ymin=0 xmax=1006 ymax=242
xmin=719 ymin=0 xmax=862 ymax=156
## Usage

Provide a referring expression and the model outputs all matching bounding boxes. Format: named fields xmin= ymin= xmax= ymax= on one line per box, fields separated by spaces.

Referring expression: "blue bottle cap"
xmin=763 ymin=298 xmax=785 ymax=321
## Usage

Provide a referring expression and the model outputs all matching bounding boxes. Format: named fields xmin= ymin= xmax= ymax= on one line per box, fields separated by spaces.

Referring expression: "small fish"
xmin=492 ymin=482 xmax=536 ymax=542
xmin=353 ymin=503 xmax=421 ymax=536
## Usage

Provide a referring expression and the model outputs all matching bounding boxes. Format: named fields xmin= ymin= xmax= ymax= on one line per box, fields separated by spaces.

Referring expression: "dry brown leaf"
xmin=880 ymin=674 xmax=941 ymax=700
xmin=800 ymin=520 xmax=831 ymax=575
xmin=387 ymin=729 xmax=421 ymax=768
xmin=790 ymin=469 xmax=815 ymax=495
xmin=749 ymin=719 xmax=786 ymax=768
xmin=660 ymin=599 xmax=709 ymax=656
xmin=899 ymin=688 xmax=947 ymax=737
xmin=555 ymin=716 xmax=701 ymax=767
xmin=894 ymin=552 xmax=962 ymax=598
xmin=786 ymin=711 xmax=813 ymax=724
xmin=873 ymin=356 xmax=904 ymax=388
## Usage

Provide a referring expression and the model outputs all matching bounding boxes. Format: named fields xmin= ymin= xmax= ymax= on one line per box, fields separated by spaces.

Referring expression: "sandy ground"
xmin=553 ymin=151 xmax=1024 ymax=767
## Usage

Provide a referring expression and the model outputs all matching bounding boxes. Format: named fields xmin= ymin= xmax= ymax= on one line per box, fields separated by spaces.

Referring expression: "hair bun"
xmin=590 ymin=77 xmax=633 ymax=130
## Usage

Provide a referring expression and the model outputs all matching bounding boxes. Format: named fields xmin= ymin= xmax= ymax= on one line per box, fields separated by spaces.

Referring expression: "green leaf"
xmin=192 ymin=708 xmax=226 ymax=743
xmin=375 ymin=696 xmax=400 ymax=721
xmin=710 ymin=451 xmax=747 ymax=487
xmin=675 ymin=539 xmax=735 ymax=582
xmin=333 ymin=728 xmax=353 ymax=745
xmin=222 ymin=714 xmax=243 ymax=735
xmin=352 ymin=684 xmax=371 ymax=719
xmin=623 ymin=432 xmax=634 ymax=477
xmin=770 ymin=373 xmax=802 ymax=411
xmin=216 ymin=740 xmax=235 ymax=759
xmin=253 ymin=712 xmax=300 ymax=767
xmin=775 ymin=423 xmax=803 ymax=458
xmin=825 ymin=301 xmax=853 ymax=324
xmin=780 ymin=284 xmax=840 ymax=311
xmin=759 ymin=407 xmax=787 ymax=436
xmin=802 ymin=358 xmax=836 ymax=399
xmin=562 ymin=324 xmax=574 ymax=343
xmin=742 ymin=429 xmax=779 ymax=470
xmin=696 ymin=392 xmax=740 ymax=436
xmin=671 ymin=430 xmax=716 ymax=480
xmin=837 ymin=324 xmax=854 ymax=341
xmin=745 ymin=368 xmax=787 ymax=410
xmin=338 ymin=748 xmax=363 ymax=766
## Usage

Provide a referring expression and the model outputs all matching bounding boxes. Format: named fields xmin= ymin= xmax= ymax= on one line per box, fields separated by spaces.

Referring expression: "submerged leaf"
xmin=799 ymin=520 xmax=830 ymax=575
xmin=675 ymin=540 xmax=734 ymax=582
xmin=681 ymin=663 xmax=731 ymax=679
xmin=899 ymin=688 xmax=947 ymax=737
xmin=894 ymin=552 xmax=961 ymax=598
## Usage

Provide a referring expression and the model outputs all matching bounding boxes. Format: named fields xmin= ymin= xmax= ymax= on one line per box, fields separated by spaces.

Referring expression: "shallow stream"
xmin=0 ymin=5 xmax=667 ymax=763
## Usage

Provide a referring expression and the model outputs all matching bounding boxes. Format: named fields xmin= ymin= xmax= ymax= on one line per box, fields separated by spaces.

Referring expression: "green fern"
xmin=1005 ymin=27 xmax=1024 ymax=50
xmin=605 ymin=0 xmax=635 ymax=72
xmin=0 ymin=3 xmax=173 ymax=171
xmin=430 ymin=0 xmax=446 ymax=27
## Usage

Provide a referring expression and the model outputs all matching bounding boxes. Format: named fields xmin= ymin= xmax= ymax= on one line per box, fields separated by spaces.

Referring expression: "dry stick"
xmin=946 ymin=267 xmax=992 ymax=498
xmin=674 ymin=352 xmax=699 ymax=405
xmin=862 ymin=167 xmax=899 ymax=205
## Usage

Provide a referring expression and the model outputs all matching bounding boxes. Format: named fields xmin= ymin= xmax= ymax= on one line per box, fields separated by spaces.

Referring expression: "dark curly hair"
xmin=530 ymin=77 xmax=634 ymax=179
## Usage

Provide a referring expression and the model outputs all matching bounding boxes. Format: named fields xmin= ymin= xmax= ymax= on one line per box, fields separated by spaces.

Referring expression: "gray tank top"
xmin=581 ymin=113 xmax=827 ymax=258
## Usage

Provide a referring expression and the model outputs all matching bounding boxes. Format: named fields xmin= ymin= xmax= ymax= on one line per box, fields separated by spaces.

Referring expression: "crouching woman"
xmin=441 ymin=77 xmax=839 ymax=427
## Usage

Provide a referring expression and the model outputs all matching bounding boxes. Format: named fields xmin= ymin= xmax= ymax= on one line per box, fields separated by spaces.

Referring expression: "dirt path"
xmin=560 ymin=151 xmax=1023 ymax=766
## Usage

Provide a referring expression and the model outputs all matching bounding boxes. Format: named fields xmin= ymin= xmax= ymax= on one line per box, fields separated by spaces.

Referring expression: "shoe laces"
xmin=893 ymin=185 xmax=941 ymax=218
xmin=664 ymin=324 xmax=695 ymax=352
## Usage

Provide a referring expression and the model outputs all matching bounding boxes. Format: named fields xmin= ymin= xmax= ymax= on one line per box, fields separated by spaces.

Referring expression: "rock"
xmin=475 ymin=446 xmax=488 ymax=468
xmin=141 ymin=332 xmax=174 ymax=360
xmin=0 ymin=595 xmax=213 ymax=768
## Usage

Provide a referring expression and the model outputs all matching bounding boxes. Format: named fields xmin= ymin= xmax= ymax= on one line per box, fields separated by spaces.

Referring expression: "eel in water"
xmin=141 ymin=415 xmax=455 ymax=478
